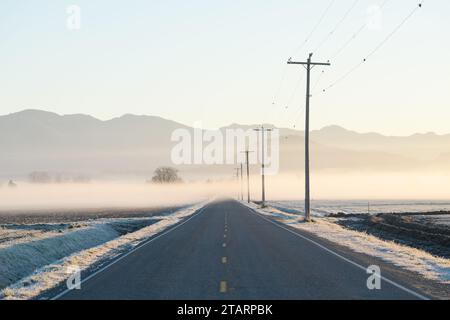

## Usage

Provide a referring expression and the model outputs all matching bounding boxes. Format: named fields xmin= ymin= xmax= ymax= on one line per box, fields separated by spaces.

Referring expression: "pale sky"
xmin=0 ymin=0 xmax=449 ymax=135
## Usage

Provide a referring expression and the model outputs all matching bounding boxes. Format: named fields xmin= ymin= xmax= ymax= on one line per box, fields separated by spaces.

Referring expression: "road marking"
xmin=223 ymin=243 xmax=227 ymax=248
xmin=50 ymin=204 xmax=210 ymax=300
xmin=222 ymin=257 xmax=227 ymax=264
xmin=224 ymin=234 xmax=227 ymax=238
xmin=220 ymin=281 xmax=227 ymax=293
xmin=241 ymin=203 xmax=430 ymax=301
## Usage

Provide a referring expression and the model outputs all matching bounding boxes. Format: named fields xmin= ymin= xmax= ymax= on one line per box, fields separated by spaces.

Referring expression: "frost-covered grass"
xmin=242 ymin=201 xmax=450 ymax=284
xmin=269 ymin=200 xmax=450 ymax=217
xmin=0 ymin=223 xmax=120 ymax=290
xmin=0 ymin=222 xmax=89 ymax=249
xmin=0 ymin=217 xmax=168 ymax=290
xmin=0 ymin=201 xmax=208 ymax=300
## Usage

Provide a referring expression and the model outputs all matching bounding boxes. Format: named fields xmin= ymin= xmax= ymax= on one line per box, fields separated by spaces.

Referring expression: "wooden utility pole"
xmin=254 ymin=126 xmax=272 ymax=207
xmin=234 ymin=167 xmax=241 ymax=200
xmin=240 ymin=162 xmax=244 ymax=201
xmin=241 ymin=150 xmax=254 ymax=203
xmin=288 ymin=53 xmax=330 ymax=221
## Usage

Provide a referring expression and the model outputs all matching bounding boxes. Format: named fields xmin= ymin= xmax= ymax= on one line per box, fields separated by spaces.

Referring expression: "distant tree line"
xmin=28 ymin=171 xmax=91 ymax=184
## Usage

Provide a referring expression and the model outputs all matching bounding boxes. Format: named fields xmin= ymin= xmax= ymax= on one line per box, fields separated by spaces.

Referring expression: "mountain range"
xmin=0 ymin=110 xmax=449 ymax=180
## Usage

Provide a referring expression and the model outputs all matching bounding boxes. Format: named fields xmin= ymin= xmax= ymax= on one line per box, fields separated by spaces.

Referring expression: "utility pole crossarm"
xmin=287 ymin=61 xmax=330 ymax=66
xmin=287 ymin=57 xmax=331 ymax=66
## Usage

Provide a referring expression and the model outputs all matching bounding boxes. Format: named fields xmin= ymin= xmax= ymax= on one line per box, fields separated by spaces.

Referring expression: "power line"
xmin=312 ymin=0 xmax=391 ymax=94
xmin=272 ymin=63 xmax=305 ymax=129
xmin=293 ymin=0 xmax=336 ymax=57
xmin=292 ymin=103 xmax=306 ymax=129
xmin=286 ymin=72 xmax=306 ymax=107
xmin=365 ymin=2 xmax=423 ymax=61
xmin=331 ymin=0 xmax=391 ymax=61
xmin=313 ymin=0 xmax=361 ymax=53
xmin=322 ymin=2 xmax=423 ymax=93
xmin=271 ymin=0 xmax=336 ymax=108
xmin=312 ymin=69 xmax=326 ymax=91
xmin=332 ymin=24 xmax=366 ymax=61
xmin=322 ymin=60 xmax=364 ymax=92
xmin=274 ymin=0 xmax=351 ymax=127
xmin=280 ymin=72 xmax=306 ymax=124
xmin=271 ymin=63 xmax=289 ymax=106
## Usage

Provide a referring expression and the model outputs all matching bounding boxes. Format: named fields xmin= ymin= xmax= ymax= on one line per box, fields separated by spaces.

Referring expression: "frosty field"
xmin=0 ymin=202 xmax=206 ymax=298
xmin=269 ymin=200 xmax=450 ymax=217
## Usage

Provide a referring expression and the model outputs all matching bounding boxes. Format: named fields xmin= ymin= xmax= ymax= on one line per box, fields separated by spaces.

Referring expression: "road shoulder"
xmin=240 ymin=201 xmax=450 ymax=300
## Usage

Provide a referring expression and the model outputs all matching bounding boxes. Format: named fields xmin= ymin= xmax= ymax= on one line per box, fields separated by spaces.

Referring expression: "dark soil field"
xmin=335 ymin=212 xmax=450 ymax=258
xmin=0 ymin=205 xmax=188 ymax=224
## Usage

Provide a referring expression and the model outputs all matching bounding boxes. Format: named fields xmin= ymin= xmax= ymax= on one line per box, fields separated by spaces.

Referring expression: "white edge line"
xmin=240 ymin=202 xmax=430 ymax=301
xmin=50 ymin=204 xmax=209 ymax=300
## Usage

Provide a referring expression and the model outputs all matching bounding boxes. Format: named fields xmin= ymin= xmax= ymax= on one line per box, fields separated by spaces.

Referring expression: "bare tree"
xmin=151 ymin=167 xmax=182 ymax=184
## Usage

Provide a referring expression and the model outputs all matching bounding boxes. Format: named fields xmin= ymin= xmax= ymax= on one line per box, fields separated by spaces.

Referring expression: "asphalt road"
xmin=58 ymin=199 xmax=428 ymax=300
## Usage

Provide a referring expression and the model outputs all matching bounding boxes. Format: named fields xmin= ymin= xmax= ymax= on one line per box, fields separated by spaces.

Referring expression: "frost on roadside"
xmin=241 ymin=201 xmax=450 ymax=284
xmin=0 ymin=201 xmax=208 ymax=300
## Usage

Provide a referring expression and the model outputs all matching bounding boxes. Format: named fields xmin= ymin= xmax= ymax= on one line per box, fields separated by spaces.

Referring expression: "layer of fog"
xmin=0 ymin=182 xmax=230 ymax=212
xmin=263 ymin=172 xmax=450 ymax=201
xmin=1 ymin=171 xmax=450 ymax=212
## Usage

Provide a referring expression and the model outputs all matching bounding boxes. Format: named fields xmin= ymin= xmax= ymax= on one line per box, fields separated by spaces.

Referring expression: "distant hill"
xmin=309 ymin=125 xmax=450 ymax=161
xmin=0 ymin=109 xmax=448 ymax=180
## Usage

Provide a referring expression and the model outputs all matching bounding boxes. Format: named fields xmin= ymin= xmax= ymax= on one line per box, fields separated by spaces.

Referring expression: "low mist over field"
xmin=263 ymin=172 xmax=450 ymax=201
xmin=1 ymin=171 xmax=450 ymax=212
xmin=0 ymin=182 xmax=221 ymax=211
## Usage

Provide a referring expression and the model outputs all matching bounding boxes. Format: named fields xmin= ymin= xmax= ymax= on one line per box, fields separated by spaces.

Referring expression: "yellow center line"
xmin=220 ymin=281 xmax=227 ymax=293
